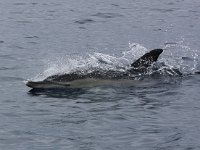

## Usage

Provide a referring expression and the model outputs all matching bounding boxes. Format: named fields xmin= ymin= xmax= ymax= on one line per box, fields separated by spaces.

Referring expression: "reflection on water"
xmin=28 ymin=88 xmax=86 ymax=99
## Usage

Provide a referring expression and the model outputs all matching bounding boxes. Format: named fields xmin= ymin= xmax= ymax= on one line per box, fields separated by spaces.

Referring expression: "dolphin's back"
xmin=45 ymin=72 xmax=87 ymax=82
xmin=45 ymin=49 xmax=163 ymax=82
xmin=45 ymin=70 xmax=129 ymax=82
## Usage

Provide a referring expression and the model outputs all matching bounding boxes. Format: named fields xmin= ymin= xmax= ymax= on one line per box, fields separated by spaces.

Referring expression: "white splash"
xmin=163 ymin=39 xmax=199 ymax=74
xmin=30 ymin=42 xmax=199 ymax=81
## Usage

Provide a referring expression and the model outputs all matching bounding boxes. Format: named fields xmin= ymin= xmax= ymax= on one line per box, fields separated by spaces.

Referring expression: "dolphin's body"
xmin=26 ymin=49 xmax=163 ymax=89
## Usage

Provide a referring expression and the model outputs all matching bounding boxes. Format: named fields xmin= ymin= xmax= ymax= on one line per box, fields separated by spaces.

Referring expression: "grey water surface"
xmin=0 ymin=0 xmax=200 ymax=150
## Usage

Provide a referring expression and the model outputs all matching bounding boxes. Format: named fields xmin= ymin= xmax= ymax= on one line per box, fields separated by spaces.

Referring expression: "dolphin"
xmin=26 ymin=49 xmax=163 ymax=89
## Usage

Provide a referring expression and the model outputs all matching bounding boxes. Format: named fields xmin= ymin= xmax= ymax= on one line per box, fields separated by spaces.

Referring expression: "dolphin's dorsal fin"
xmin=131 ymin=49 xmax=163 ymax=68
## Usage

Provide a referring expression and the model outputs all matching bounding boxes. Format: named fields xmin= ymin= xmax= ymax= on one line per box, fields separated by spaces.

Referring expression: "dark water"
xmin=0 ymin=0 xmax=200 ymax=149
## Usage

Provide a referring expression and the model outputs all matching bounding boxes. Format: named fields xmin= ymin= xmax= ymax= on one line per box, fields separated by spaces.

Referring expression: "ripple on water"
xmin=15 ymin=20 xmax=32 ymax=24
xmin=24 ymin=36 xmax=39 ymax=39
xmin=111 ymin=4 xmax=120 ymax=7
xmin=92 ymin=12 xmax=123 ymax=19
xmin=0 ymin=67 xmax=19 ymax=71
xmin=13 ymin=3 xmax=27 ymax=6
xmin=0 ymin=76 xmax=25 ymax=83
xmin=150 ymin=8 xmax=177 ymax=13
xmin=74 ymin=19 xmax=95 ymax=25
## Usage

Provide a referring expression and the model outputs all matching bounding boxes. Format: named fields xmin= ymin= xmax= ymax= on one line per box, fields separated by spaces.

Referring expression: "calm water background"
xmin=0 ymin=0 xmax=200 ymax=149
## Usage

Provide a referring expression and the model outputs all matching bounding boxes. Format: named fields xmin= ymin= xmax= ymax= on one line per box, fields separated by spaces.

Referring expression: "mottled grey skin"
xmin=44 ymin=49 xmax=163 ymax=82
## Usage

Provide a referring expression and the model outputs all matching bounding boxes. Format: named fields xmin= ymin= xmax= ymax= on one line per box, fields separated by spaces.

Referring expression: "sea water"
xmin=0 ymin=0 xmax=200 ymax=149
